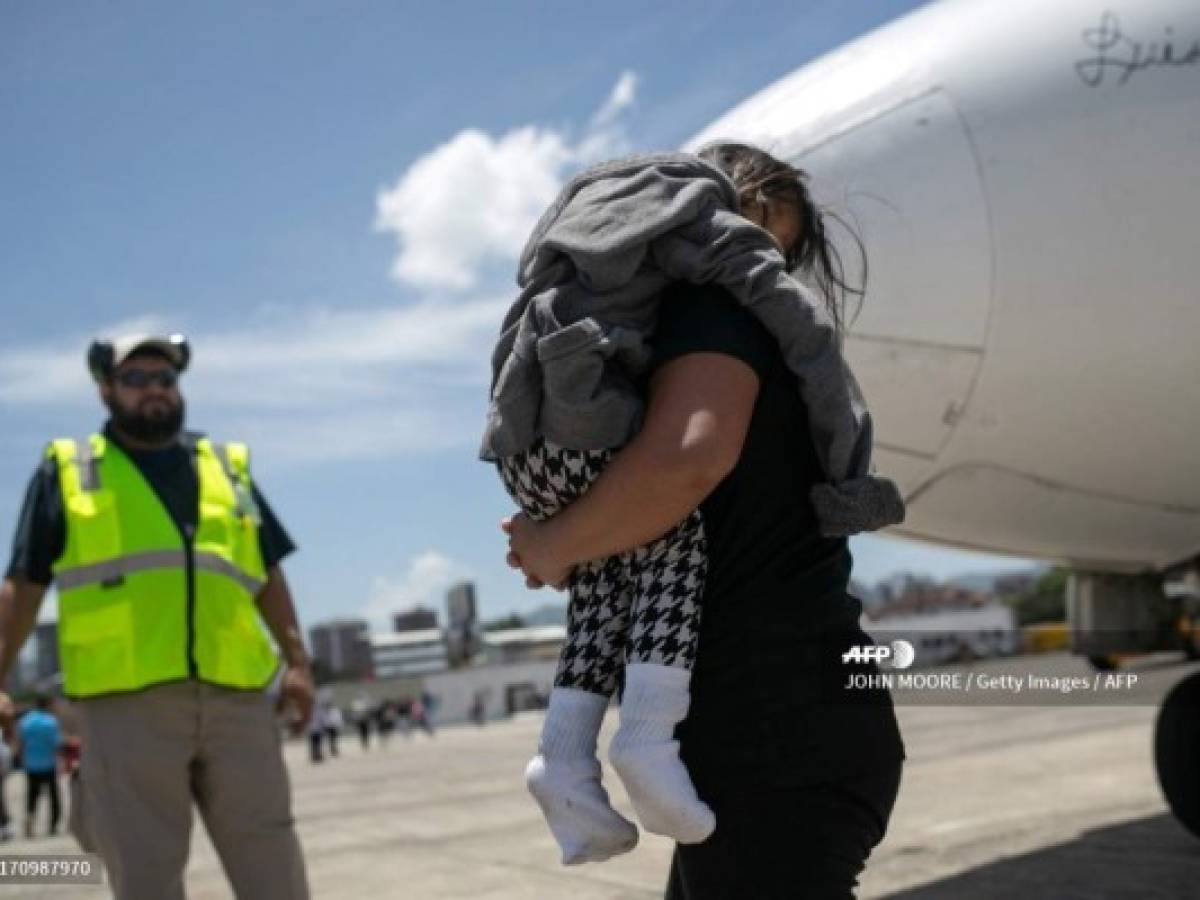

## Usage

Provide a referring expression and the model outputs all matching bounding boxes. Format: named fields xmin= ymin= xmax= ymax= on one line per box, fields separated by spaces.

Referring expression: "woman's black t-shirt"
xmin=649 ymin=281 xmax=905 ymax=788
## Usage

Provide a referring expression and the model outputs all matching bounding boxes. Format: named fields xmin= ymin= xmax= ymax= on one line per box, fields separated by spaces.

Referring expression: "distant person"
xmin=350 ymin=705 xmax=369 ymax=753
xmin=411 ymin=698 xmax=435 ymax=737
xmin=59 ymin=734 xmax=83 ymax=778
xmin=375 ymin=702 xmax=396 ymax=746
xmin=351 ymin=696 xmax=372 ymax=750
xmin=323 ymin=704 xmax=343 ymax=757
xmin=308 ymin=709 xmax=325 ymax=764
xmin=469 ymin=692 xmax=486 ymax=727
xmin=395 ymin=697 xmax=413 ymax=738
xmin=17 ymin=695 xmax=61 ymax=838
xmin=493 ymin=146 xmax=905 ymax=892
xmin=421 ymin=690 xmax=438 ymax=719
xmin=60 ymin=733 xmax=85 ymax=845
xmin=420 ymin=691 xmax=438 ymax=734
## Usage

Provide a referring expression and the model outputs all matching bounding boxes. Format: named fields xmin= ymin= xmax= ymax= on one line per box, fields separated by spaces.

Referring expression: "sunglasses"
xmin=114 ymin=369 xmax=179 ymax=390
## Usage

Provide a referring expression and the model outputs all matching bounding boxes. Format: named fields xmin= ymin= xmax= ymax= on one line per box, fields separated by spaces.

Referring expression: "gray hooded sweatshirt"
xmin=480 ymin=152 xmax=904 ymax=537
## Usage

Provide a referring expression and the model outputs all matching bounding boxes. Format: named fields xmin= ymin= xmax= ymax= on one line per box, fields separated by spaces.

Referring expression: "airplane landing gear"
xmin=1070 ymin=568 xmax=1200 ymax=837
xmin=1068 ymin=571 xmax=1177 ymax=661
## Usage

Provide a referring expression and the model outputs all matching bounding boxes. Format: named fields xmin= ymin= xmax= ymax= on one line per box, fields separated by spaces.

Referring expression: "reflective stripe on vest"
xmin=54 ymin=549 xmax=266 ymax=596
xmin=49 ymin=435 xmax=278 ymax=698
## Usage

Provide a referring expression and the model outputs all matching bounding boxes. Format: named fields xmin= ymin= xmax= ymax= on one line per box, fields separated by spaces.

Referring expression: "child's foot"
xmin=530 ymin=687 xmax=640 ymax=864
xmin=525 ymin=754 xmax=639 ymax=864
xmin=609 ymin=663 xmax=715 ymax=844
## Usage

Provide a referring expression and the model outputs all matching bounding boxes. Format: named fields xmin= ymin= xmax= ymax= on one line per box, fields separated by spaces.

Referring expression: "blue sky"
xmin=1 ymin=0 xmax=1040 ymax=632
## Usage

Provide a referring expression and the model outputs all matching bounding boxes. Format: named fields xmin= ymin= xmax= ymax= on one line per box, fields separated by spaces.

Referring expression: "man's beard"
xmin=106 ymin=395 xmax=185 ymax=444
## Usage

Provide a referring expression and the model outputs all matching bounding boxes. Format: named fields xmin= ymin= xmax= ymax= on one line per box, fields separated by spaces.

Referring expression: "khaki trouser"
xmin=70 ymin=680 xmax=309 ymax=900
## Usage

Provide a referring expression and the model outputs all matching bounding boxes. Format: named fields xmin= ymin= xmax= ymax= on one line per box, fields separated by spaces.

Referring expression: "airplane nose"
xmin=795 ymin=89 xmax=994 ymax=494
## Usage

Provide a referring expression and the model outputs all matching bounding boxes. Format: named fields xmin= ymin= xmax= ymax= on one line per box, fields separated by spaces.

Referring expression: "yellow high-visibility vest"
xmin=48 ymin=434 xmax=279 ymax=699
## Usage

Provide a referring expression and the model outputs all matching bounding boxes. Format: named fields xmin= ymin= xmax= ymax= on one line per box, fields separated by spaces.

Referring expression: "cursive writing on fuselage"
xmin=1075 ymin=10 xmax=1200 ymax=87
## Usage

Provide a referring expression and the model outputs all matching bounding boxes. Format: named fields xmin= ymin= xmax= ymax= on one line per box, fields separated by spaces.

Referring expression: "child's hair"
xmin=696 ymin=141 xmax=866 ymax=335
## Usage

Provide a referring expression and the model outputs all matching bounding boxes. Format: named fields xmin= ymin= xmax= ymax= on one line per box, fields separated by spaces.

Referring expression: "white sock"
xmin=609 ymin=663 xmax=715 ymax=844
xmin=526 ymin=688 xmax=639 ymax=865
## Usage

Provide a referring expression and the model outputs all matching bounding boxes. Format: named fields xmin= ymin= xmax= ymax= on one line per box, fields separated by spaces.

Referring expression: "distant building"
xmin=523 ymin=603 xmax=567 ymax=628
xmin=393 ymin=606 xmax=438 ymax=633
xmin=875 ymin=572 xmax=938 ymax=606
xmin=370 ymin=630 xmax=449 ymax=678
xmin=481 ymin=625 xmax=566 ymax=665
xmin=309 ymin=618 xmax=373 ymax=679
xmin=446 ymin=582 xmax=477 ymax=626
xmin=422 ymin=659 xmax=557 ymax=723
xmin=870 ymin=581 xmax=992 ymax=619
xmin=849 ymin=578 xmax=885 ymax=612
xmin=445 ymin=582 xmax=480 ymax=667
xmin=993 ymin=573 xmax=1039 ymax=597
xmin=863 ymin=603 xmax=1019 ymax=666
xmin=34 ymin=621 xmax=59 ymax=683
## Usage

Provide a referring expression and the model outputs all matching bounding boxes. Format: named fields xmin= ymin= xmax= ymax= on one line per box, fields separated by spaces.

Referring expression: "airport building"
xmin=393 ymin=606 xmax=438 ymax=632
xmin=422 ymin=659 xmax=557 ymax=723
xmin=310 ymin=618 xmax=374 ymax=679
xmin=479 ymin=625 xmax=567 ymax=665
xmin=445 ymin=581 xmax=481 ymax=667
xmin=313 ymin=583 xmax=568 ymax=721
xmin=864 ymin=603 xmax=1020 ymax=666
xmin=370 ymin=629 xmax=450 ymax=678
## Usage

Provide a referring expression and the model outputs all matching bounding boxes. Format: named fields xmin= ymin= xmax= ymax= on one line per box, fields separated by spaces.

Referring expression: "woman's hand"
xmin=501 ymin=513 xmax=574 ymax=591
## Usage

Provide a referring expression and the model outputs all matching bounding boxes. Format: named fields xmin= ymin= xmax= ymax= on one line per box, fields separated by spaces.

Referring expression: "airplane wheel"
xmin=1087 ymin=654 xmax=1118 ymax=671
xmin=1154 ymin=670 xmax=1200 ymax=839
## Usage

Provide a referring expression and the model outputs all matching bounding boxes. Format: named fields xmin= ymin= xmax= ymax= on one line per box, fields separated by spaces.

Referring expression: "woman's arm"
xmin=504 ymin=351 xmax=760 ymax=587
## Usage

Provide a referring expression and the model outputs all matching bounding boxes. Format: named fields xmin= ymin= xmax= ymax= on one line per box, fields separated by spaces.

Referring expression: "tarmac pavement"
xmin=4 ymin=652 xmax=1200 ymax=898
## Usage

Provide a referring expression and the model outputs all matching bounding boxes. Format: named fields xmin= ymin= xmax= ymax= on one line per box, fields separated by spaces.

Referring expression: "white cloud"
xmin=361 ymin=551 xmax=470 ymax=630
xmin=375 ymin=71 xmax=640 ymax=293
xmin=217 ymin=406 xmax=474 ymax=465
xmin=0 ymin=315 xmax=170 ymax=407
xmin=590 ymin=70 xmax=638 ymax=130
xmin=375 ymin=128 xmax=571 ymax=292
xmin=186 ymin=297 xmax=508 ymax=413
xmin=0 ymin=297 xmax=507 ymax=463
xmin=0 ymin=300 xmax=505 ymax=403
xmin=0 ymin=70 xmax=643 ymax=467
xmin=203 ymin=298 xmax=506 ymax=373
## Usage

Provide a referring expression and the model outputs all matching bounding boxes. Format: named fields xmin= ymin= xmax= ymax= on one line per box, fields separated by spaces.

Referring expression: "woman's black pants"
xmin=665 ymin=762 xmax=902 ymax=900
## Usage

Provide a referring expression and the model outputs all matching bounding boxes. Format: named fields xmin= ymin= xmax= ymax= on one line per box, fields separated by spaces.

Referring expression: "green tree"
xmin=1005 ymin=567 xmax=1069 ymax=626
xmin=483 ymin=613 xmax=526 ymax=632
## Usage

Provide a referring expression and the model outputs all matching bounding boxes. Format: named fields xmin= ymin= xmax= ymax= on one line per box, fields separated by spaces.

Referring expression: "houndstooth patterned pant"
xmin=498 ymin=437 xmax=707 ymax=697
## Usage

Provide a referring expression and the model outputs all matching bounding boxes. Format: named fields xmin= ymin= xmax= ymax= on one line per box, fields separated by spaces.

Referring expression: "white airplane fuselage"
xmin=689 ymin=0 xmax=1200 ymax=574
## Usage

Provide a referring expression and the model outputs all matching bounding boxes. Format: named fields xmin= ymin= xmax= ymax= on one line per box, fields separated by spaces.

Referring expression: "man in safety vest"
xmin=0 ymin=334 xmax=312 ymax=899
